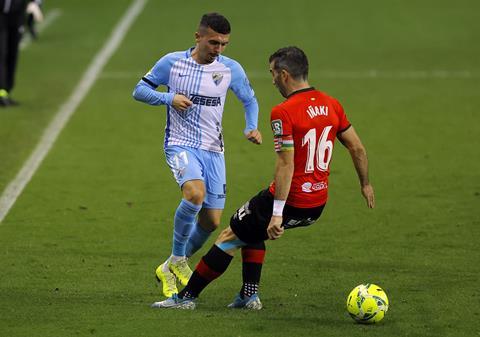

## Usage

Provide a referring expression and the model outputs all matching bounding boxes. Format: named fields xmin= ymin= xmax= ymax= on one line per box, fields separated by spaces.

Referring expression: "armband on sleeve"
xmin=274 ymin=135 xmax=294 ymax=152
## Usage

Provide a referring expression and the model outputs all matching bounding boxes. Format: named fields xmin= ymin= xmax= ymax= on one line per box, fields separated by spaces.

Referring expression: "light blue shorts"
xmin=164 ymin=145 xmax=226 ymax=209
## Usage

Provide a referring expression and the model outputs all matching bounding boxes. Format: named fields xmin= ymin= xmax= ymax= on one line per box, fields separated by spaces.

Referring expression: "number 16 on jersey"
xmin=301 ymin=126 xmax=333 ymax=173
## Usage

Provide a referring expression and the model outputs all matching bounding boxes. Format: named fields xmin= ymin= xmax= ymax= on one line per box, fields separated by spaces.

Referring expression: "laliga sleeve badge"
xmin=271 ymin=119 xmax=283 ymax=136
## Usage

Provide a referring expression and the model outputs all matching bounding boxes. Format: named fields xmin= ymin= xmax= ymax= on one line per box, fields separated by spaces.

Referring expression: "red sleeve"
xmin=332 ymin=98 xmax=351 ymax=133
xmin=270 ymin=105 xmax=292 ymax=136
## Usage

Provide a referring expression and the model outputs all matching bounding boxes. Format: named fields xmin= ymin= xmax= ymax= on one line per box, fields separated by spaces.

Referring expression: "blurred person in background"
xmin=0 ymin=0 xmax=42 ymax=107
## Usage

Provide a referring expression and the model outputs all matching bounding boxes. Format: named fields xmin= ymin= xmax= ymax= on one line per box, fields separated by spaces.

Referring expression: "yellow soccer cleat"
xmin=155 ymin=263 xmax=178 ymax=297
xmin=168 ymin=258 xmax=192 ymax=286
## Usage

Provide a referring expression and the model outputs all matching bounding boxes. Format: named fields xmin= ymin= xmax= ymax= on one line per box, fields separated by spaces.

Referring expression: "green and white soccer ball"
xmin=346 ymin=283 xmax=389 ymax=324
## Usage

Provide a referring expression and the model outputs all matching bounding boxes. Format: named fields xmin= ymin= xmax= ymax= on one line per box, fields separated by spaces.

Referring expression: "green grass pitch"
xmin=0 ymin=0 xmax=479 ymax=336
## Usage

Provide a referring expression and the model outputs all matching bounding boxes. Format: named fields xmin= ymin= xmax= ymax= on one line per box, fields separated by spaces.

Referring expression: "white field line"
xmin=100 ymin=69 xmax=479 ymax=80
xmin=0 ymin=0 xmax=148 ymax=224
xmin=20 ymin=9 xmax=63 ymax=50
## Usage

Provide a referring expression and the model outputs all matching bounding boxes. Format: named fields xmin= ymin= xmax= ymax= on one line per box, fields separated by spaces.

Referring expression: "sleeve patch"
xmin=271 ymin=119 xmax=283 ymax=136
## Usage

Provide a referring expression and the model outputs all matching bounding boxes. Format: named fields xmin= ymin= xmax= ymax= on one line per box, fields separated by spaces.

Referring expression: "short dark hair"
xmin=199 ymin=13 xmax=231 ymax=34
xmin=269 ymin=46 xmax=309 ymax=80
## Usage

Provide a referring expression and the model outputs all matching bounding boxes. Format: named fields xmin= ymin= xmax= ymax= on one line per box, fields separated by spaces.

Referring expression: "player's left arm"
xmin=337 ymin=127 xmax=375 ymax=208
xmin=227 ymin=60 xmax=262 ymax=145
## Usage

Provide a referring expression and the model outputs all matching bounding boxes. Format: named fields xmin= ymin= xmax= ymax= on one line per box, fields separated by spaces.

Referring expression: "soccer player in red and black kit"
xmin=151 ymin=46 xmax=375 ymax=310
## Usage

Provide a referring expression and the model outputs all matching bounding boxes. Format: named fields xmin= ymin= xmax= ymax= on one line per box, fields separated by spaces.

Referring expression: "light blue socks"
xmin=185 ymin=222 xmax=213 ymax=257
xmin=172 ymin=199 xmax=202 ymax=257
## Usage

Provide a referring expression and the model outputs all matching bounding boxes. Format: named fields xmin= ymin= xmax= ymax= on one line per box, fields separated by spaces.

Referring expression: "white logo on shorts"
xmin=236 ymin=201 xmax=250 ymax=221
xmin=170 ymin=151 xmax=188 ymax=180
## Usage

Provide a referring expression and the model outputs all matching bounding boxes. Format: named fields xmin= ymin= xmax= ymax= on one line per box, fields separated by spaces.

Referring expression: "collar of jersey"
xmin=287 ymin=87 xmax=315 ymax=99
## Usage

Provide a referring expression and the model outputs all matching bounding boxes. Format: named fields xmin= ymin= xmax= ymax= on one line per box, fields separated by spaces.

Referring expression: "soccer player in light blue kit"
xmin=132 ymin=13 xmax=262 ymax=297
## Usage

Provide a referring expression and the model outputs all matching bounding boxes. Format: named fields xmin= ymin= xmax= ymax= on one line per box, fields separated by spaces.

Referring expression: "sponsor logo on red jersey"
xmin=301 ymin=181 xmax=328 ymax=193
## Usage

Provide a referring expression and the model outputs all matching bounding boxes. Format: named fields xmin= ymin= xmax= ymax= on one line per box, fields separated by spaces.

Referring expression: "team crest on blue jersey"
xmin=212 ymin=72 xmax=223 ymax=86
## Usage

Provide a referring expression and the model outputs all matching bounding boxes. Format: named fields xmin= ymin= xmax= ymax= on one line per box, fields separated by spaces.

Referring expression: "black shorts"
xmin=230 ymin=189 xmax=325 ymax=244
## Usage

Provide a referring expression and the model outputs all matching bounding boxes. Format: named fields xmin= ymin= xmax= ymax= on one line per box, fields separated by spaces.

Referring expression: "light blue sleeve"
xmin=221 ymin=58 xmax=259 ymax=133
xmin=132 ymin=52 xmax=180 ymax=106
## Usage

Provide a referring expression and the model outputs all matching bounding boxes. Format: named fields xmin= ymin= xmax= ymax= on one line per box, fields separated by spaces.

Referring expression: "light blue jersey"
xmin=133 ymin=48 xmax=258 ymax=153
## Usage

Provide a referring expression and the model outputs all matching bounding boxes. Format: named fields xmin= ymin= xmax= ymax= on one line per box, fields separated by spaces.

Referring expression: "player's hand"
xmin=267 ymin=216 xmax=284 ymax=240
xmin=27 ymin=2 xmax=44 ymax=22
xmin=172 ymin=94 xmax=193 ymax=112
xmin=245 ymin=129 xmax=262 ymax=145
xmin=361 ymin=184 xmax=375 ymax=208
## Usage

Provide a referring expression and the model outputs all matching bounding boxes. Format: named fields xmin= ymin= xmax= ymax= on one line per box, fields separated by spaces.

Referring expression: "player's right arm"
xmin=337 ymin=126 xmax=375 ymax=208
xmin=267 ymin=149 xmax=294 ymax=240
xmin=132 ymin=54 xmax=192 ymax=111
xmin=267 ymin=108 xmax=294 ymax=240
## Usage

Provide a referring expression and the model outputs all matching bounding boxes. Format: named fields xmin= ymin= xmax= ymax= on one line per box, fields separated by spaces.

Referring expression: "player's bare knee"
xmin=186 ymin=192 xmax=204 ymax=205
xmin=182 ymin=185 xmax=205 ymax=205
xmin=215 ymin=227 xmax=235 ymax=244
xmin=215 ymin=228 xmax=229 ymax=243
